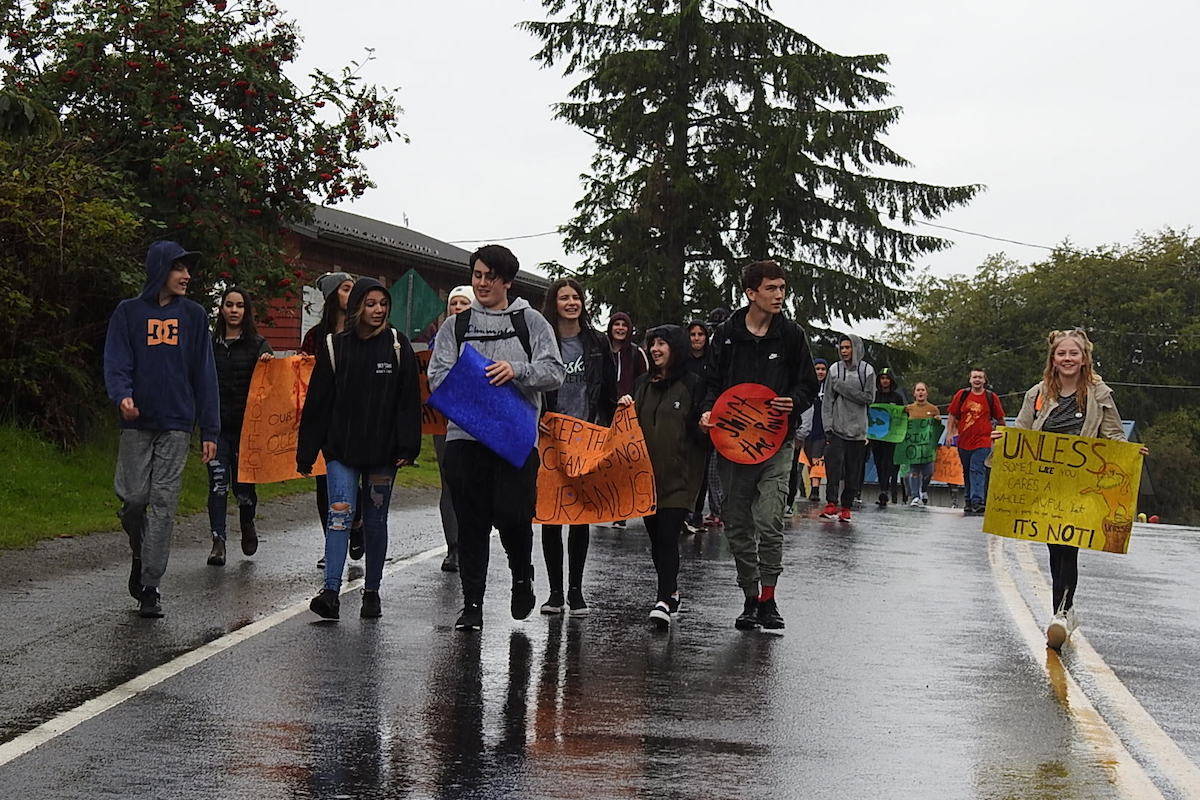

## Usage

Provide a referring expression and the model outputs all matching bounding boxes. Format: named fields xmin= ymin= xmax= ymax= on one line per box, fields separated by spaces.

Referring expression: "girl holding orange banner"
xmin=998 ymin=329 xmax=1147 ymax=649
xmin=537 ymin=278 xmax=617 ymax=616
xmin=621 ymin=324 xmax=707 ymax=630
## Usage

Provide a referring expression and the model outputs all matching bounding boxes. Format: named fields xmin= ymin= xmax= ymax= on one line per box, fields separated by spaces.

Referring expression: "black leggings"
xmin=644 ymin=508 xmax=686 ymax=602
xmin=1048 ymin=544 xmax=1079 ymax=613
xmin=787 ymin=455 xmax=801 ymax=505
xmin=870 ymin=440 xmax=900 ymax=498
xmin=541 ymin=524 xmax=589 ymax=594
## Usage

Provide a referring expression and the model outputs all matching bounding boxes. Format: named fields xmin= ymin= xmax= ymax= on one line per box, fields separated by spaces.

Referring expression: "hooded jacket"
xmin=875 ymin=368 xmax=908 ymax=406
xmin=427 ymin=295 xmax=565 ymax=444
xmin=821 ymin=333 xmax=876 ymax=441
xmin=633 ymin=325 xmax=707 ymax=509
xmin=296 ymin=278 xmax=422 ymax=471
xmin=702 ymin=306 xmax=820 ymax=437
xmin=103 ymin=241 xmax=219 ymax=440
xmin=608 ymin=311 xmax=649 ymax=396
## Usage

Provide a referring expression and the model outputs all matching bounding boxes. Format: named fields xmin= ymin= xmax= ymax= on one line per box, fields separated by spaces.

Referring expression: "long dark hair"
xmin=319 ymin=278 xmax=352 ymax=335
xmin=214 ymin=286 xmax=258 ymax=340
xmin=542 ymin=277 xmax=593 ymax=339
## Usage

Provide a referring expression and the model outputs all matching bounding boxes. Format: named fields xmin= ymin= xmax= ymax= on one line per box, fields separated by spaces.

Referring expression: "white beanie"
xmin=447 ymin=285 xmax=473 ymax=309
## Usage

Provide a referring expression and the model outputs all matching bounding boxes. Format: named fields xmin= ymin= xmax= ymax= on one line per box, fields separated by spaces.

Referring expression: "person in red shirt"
xmin=946 ymin=367 xmax=1005 ymax=515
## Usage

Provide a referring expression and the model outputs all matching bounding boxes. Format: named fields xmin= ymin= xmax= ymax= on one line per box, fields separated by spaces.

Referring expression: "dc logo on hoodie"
xmin=147 ymin=318 xmax=179 ymax=346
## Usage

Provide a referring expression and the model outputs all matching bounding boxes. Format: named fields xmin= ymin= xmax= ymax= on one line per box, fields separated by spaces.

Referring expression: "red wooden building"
xmin=263 ymin=205 xmax=550 ymax=351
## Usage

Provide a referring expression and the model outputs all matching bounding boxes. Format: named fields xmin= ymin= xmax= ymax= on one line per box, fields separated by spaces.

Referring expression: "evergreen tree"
xmin=524 ymin=0 xmax=979 ymax=326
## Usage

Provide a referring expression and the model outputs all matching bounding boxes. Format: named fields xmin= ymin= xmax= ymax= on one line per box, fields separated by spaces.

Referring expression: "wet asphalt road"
xmin=1 ymin=493 xmax=1198 ymax=799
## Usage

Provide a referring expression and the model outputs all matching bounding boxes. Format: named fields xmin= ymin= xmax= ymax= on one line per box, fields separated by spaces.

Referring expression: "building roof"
xmin=293 ymin=205 xmax=550 ymax=292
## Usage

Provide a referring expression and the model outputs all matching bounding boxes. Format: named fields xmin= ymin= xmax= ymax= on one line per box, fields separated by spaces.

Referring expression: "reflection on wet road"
xmin=2 ymin=503 xmax=1198 ymax=799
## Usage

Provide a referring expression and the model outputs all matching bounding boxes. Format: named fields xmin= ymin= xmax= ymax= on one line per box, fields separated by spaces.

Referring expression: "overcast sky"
xmin=282 ymin=0 xmax=1199 ymax=332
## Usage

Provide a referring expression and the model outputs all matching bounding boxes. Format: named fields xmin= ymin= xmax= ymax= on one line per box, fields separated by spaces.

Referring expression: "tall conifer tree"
xmin=525 ymin=0 xmax=980 ymax=325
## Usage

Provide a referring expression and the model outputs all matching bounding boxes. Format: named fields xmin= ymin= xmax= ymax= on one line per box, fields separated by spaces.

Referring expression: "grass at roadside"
xmin=0 ymin=421 xmax=441 ymax=550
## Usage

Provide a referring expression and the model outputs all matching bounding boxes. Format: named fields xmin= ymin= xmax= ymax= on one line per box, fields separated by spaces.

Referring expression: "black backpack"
xmin=454 ymin=307 xmax=532 ymax=360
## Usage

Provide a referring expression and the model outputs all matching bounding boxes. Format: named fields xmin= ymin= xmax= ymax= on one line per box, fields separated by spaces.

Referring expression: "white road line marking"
xmin=1010 ymin=541 xmax=1200 ymax=798
xmin=0 ymin=544 xmax=447 ymax=768
xmin=987 ymin=536 xmax=1164 ymax=800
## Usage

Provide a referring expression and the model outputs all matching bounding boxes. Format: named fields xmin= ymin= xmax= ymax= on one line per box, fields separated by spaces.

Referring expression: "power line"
xmin=448 ymin=230 xmax=560 ymax=245
xmin=915 ymin=221 xmax=1153 ymax=264
xmin=1104 ymin=381 xmax=1200 ymax=390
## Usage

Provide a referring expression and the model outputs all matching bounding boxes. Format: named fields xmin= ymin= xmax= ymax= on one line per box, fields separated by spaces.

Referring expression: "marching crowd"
xmin=102 ymin=240 xmax=1142 ymax=649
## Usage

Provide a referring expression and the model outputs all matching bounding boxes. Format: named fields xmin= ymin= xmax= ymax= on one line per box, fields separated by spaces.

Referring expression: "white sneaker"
xmin=649 ymin=601 xmax=671 ymax=629
xmin=1046 ymin=609 xmax=1079 ymax=650
xmin=909 ymin=497 xmax=922 ymax=507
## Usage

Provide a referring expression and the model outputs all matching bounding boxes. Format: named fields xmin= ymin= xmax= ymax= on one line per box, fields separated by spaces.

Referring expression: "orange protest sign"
xmin=932 ymin=445 xmax=963 ymax=486
xmin=534 ymin=406 xmax=657 ymax=525
xmin=798 ymin=448 xmax=826 ymax=479
xmin=708 ymin=383 xmax=788 ymax=464
xmin=416 ymin=349 xmax=448 ymax=436
xmin=237 ymin=356 xmax=326 ymax=483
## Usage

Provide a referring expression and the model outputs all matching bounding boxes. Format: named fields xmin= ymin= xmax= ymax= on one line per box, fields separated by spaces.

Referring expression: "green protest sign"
xmin=893 ymin=416 xmax=945 ymax=466
xmin=388 ymin=269 xmax=443 ymax=339
xmin=867 ymin=404 xmax=908 ymax=443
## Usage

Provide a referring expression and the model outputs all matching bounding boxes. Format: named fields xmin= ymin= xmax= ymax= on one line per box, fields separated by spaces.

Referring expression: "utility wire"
xmin=448 ymin=230 xmax=560 ymax=245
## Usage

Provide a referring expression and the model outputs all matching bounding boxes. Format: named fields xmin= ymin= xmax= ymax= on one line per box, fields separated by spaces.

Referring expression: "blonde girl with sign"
xmin=538 ymin=277 xmax=618 ymax=616
xmin=618 ymin=324 xmax=707 ymax=629
xmin=997 ymin=329 xmax=1147 ymax=649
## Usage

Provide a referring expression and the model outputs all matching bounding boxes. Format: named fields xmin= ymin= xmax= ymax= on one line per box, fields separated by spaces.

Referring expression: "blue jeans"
xmin=323 ymin=460 xmax=396 ymax=592
xmin=206 ymin=432 xmax=257 ymax=539
xmin=906 ymin=462 xmax=934 ymax=498
xmin=958 ymin=446 xmax=990 ymax=507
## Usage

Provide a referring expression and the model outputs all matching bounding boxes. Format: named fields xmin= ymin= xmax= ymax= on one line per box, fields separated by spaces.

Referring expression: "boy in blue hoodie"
xmin=104 ymin=241 xmax=219 ymax=618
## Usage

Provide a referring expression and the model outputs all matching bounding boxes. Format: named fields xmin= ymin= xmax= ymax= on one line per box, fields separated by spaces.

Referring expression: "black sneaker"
xmin=360 ymin=590 xmax=382 ymax=619
xmin=876 ymin=492 xmax=888 ymax=507
xmin=567 ymin=587 xmax=590 ymax=617
xmin=316 ymin=555 xmax=326 ymax=570
xmin=440 ymin=547 xmax=458 ymax=572
xmin=649 ymin=601 xmax=671 ymax=629
xmin=735 ymin=597 xmax=760 ymax=630
xmin=666 ymin=593 xmax=681 ymax=615
xmin=128 ymin=557 xmax=142 ymax=600
xmin=240 ymin=519 xmax=258 ymax=557
xmin=309 ymin=588 xmax=340 ymax=620
xmin=348 ymin=526 xmax=365 ymax=560
xmin=808 ymin=485 xmax=820 ymax=501
xmin=511 ymin=568 xmax=536 ymax=620
xmin=540 ymin=591 xmax=566 ymax=615
xmin=757 ymin=598 xmax=785 ymax=634
xmin=138 ymin=586 xmax=163 ymax=618
xmin=455 ymin=603 xmax=483 ymax=631
xmin=206 ymin=536 xmax=226 ymax=566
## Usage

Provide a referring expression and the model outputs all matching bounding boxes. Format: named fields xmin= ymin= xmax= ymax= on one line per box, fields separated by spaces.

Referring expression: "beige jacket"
xmin=1012 ymin=379 xmax=1126 ymax=441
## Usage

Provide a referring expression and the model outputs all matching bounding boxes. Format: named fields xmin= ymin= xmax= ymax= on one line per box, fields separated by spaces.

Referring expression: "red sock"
xmin=759 ymin=585 xmax=775 ymax=603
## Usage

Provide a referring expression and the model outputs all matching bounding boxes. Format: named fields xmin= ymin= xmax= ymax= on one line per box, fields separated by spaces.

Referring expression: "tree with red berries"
xmin=0 ymin=0 xmax=403 ymax=444
xmin=1 ymin=0 xmax=404 ymax=297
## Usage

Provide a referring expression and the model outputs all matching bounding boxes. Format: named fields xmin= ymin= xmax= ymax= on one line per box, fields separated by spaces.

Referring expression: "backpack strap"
xmin=325 ymin=333 xmax=336 ymax=373
xmin=454 ymin=307 xmax=533 ymax=360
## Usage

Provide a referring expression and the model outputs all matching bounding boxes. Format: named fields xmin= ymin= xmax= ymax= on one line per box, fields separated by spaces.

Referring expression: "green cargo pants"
xmin=717 ymin=442 xmax=792 ymax=597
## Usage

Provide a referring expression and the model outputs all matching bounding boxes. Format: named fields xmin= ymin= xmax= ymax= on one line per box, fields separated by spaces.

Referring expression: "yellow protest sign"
xmin=238 ymin=356 xmax=326 ymax=483
xmin=983 ymin=428 xmax=1143 ymax=554
xmin=534 ymin=406 xmax=657 ymax=524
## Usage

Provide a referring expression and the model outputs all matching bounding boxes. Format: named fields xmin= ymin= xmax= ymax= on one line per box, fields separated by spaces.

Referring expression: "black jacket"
xmin=702 ymin=307 xmax=820 ymax=437
xmin=633 ymin=325 xmax=708 ymax=509
xmin=214 ymin=333 xmax=271 ymax=438
xmin=543 ymin=327 xmax=618 ymax=426
xmin=296 ymin=279 xmax=422 ymax=471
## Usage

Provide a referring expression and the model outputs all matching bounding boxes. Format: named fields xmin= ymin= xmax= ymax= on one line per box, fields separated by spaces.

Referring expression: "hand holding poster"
xmin=709 ymin=383 xmax=789 ymax=464
xmin=535 ymin=406 xmax=656 ymax=524
xmin=867 ymin=404 xmax=908 ymax=443
xmin=237 ymin=355 xmax=326 ymax=483
xmin=893 ymin=416 xmax=944 ymax=466
xmin=983 ymin=428 xmax=1143 ymax=554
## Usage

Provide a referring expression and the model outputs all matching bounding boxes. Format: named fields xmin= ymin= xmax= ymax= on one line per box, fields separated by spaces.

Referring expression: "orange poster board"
xmin=932 ymin=445 xmax=963 ymax=486
xmin=797 ymin=448 xmax=826 ymax=479
xmin=237 ymin=356 xmax=326 ymax=483
xmin=416 ymin=349 xmax=448 ymax=436
xmin=534 ymin=406 xmax=657 ymax=525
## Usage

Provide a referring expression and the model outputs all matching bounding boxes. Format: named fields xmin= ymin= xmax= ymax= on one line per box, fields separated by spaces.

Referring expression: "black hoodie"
xmin=297 ymin=278 xmax=421 ymax=471
xmin=633 ymin=325 xmax=708 ymax=509
xmin=701 ymin=306 xmax=820 ymax=437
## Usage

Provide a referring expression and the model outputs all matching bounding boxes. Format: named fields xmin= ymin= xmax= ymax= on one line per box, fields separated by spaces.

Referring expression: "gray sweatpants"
xmin=114 ymin=429 xmax=190 ymax=589
xmin=718 ymin=442 xmax=793 ymax=597
xmin=433 ymin=434 xmax=458 ymax=551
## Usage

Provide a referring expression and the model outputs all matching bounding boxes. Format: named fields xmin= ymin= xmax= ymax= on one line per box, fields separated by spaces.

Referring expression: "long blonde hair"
xmin=1042 ymin=329 xmax=1099 ymax=403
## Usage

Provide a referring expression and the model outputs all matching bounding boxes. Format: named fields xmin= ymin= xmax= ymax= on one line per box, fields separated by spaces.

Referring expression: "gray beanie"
xmin=315 ymin=271 xmax=354 ymax=299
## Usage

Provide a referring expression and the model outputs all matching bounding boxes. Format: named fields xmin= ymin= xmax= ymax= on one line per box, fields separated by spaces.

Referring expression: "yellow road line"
xmin=987 ymin=536 xmax=1164 ymax=799
xmin=1011 ymin=541 xmax=1200 ymax=798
